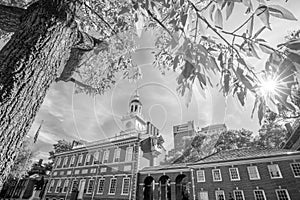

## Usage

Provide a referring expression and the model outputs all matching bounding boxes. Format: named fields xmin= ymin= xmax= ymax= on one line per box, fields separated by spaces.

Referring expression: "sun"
xmin=260 ymin=79 xmax=277 ymax=95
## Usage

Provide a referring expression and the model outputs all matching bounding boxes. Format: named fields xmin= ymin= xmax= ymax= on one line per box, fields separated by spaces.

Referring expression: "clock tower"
xmin=121 ymin=90 xmax=146 ymax=134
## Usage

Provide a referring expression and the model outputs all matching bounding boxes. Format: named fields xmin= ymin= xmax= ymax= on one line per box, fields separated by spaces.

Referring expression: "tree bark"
xmin=0 ymin=0 xmax=78 ymax=183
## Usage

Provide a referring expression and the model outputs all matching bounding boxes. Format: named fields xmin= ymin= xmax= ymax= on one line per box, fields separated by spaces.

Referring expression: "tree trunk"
xmin=0 ymin=1 xmax=78 ymax=183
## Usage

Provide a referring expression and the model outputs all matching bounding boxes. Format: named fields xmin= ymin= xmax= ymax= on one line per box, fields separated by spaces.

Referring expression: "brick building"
xmin=45 ymin=92 xmax=165 ymax=200
xmin=138 ymin=148 xmax=300 ymax=200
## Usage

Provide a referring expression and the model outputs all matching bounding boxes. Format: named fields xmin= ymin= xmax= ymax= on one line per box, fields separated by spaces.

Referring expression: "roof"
xmin=141 ymin=147 xmax=299 ymax=173
xmin=199 ymin=123 xmax=226 ymax=131
xmin=193 ymin=147 xmax=298 ymax=164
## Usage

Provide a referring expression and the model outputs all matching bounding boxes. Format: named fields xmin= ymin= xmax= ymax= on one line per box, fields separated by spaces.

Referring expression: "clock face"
xmin=126 ymin=121 xmax=133 ymax=129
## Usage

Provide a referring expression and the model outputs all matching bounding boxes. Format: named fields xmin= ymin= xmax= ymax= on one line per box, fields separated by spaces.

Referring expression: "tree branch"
xmin=56 ymin=30 xmax=108 ymax=82
xmin=0 ymin=4 xmax=25 ymax=32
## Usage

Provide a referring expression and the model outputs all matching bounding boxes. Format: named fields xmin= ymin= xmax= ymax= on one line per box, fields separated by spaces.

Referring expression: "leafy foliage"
xmin=8 ymin=139 xmax=33 ymax=179
xmin=1 ymin=0 xmax=300 ymax=122
xmin=48 ymin=140 xmax=73 ymax=161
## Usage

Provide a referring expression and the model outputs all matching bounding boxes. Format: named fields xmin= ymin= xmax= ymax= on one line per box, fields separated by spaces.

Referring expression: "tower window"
xmin=135 ymin=105 xmax=138 ymax=112
xmin=131 ymin=105 xmax=133 ymax=112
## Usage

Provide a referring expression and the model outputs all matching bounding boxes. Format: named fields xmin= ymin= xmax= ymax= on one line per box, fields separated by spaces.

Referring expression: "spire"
xmin=129 ymin=87 xmax=142 ymax=114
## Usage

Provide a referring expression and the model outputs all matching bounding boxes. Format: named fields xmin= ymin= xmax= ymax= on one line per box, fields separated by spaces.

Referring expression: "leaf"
xmin=182 ymin=61 xmax=195 ymax=79
xmin=197 ymin=72 xmax=207 ymax=86
xmin=256 ymin=5 xmax=270 ymax=29
xmin=247 ymin=16 xmax=254 ymax=37
xmin=253 ymin=26 xmax=266 ymax=39
xmin=226 ymin=2 xmax=234 ymax=20
xmin=223 ymin=71 xmax=230 ymax=94
xmin=235 ymin=67 xmax=253 ymax=90
xmin=285 ymin=39 xmax=300 ymax=50
xmin=173 ymin=55 xmax=180 ymax=71
xmin=259 ymin=44 xmax=274 ymax=54
xmin=214 ymin=8 xmax=223 ymax=29
xmin=181 ymin=13 xmax=188 ymax=27
xmin=237 ymin=89 xmax=246 ymax=106
xmin=251 ymin=96 xmax=258 ymax=118
xmin=209 ymin=4 xmax=216 ymax=21
xmin=268 ymin=5 xmax=297 ymax=21
xmin=258 ymin=98 xmax=265 ymax=125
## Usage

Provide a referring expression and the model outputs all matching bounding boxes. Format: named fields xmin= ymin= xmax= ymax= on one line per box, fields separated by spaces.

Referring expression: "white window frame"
xmin=123 ymin=165 xmax=132 ymax=172
xmin=113 ymin=149 xmax=121 ymax=162
xmin=199 ymin=191 xmax=209 ymax=200
xmin=253 ymin=189 xmax=266 ymax=200
xmin=48 ymin=179 xmax=55 ymax=192
xmin=290 ymin=162 xmax=300 ymax=178
xmin=93 ymin=151 xmax=99 ymax=165
xmin=108 ymin=178 xmax=117 ymax=195
xmin=111 ymin=166 xmax=118 ymax=172
xmin=85 ymin=154 xmax=91 ymax=165
xmin=56 ymin=157 xmax=61 ymax=168
xmin=268 ymin=164 xmax=282 ymax=179
xmin=275 ymin=189 xmax=291 ymax=200
xmin=97 ymin=178 xmax=105 ymax=194
xmin=86 ymin=179 xmax=95 ymax=194
xmin=69 ymin=155 xmax=75 ymax=167
xmin=102 ymin=150 xmax=109 ymax=163
xmin=215 ymin=190 xmax=225 ymax=200
xmin=55 ymin=179 xmax=62 ymax=193
xmin=63 ymin=157 xmax=68 ymax=168
xmin=62 ymin=179 xmax=69 ymax=193
xmin=212 ymin=169 xmax=222 ymax=182
xmin=77 ymin=154 xmax=83 ymax=166
xmin=121 ymin=178 xmax=130 ymax=195
xmin=247 ymin=166 xmax=260 ymax=180
xmin=196 ymin=170 xmax=205 ymax=182
xmin=71 ymin=180 xmax=78 ymax=192
xmin=233 ymin=190 xmax=245 ymax=200
xmin=125 ymin=147 xmax=133 ymax=162
xmin=229 ymin=167 xmax=240 ymax=181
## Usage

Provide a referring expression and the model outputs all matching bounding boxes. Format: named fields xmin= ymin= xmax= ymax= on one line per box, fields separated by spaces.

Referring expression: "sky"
xmin=22 ymin=0 xmax=300 ymax=162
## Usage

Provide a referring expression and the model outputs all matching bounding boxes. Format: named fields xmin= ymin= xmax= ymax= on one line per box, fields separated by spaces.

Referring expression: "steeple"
xmin=121 ymin=88 xmax=146 ymax=133
xmin=129 ymin=89 xmax=142 ymax=115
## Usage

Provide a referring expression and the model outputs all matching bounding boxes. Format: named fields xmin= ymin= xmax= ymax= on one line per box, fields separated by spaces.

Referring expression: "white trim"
xmin=196 ymin=170 xmax=205 ymax=182
xmin=55 ymin=179 xmax=62 ymax=193
xmin=125 ymin=146 xmax=133 ymax=161
xmin=86 ymin=179 xmax=95 ymax=194
xmin=229 ymin=167 xmax=240 ymax=181
xmin=247 ymin=166 xmax=260 ymax=180
xmin=290 ymin=162 xmax=300 ymax=178
xmin=63 ymin=157 xmax=68 ymax=168
xmin=121 ymin=177 xmax=131 ymax=195
xmin=233 ymin=190 xmax=245 ymax=200
xmin=96 ymin=178 xmax=105 ymax=194
xmin=253 ymin=189 xmax=266 ymax=200
xmin=108 ymin=178 xmax=117 ymax=195
xmin=215 ymin=190 xmax=225 ymax=200
xmin=62 ymin=179 xmax=69 ymax=193
xmin=189 ymin=153 xmax=300 ymax=169
xmin=85 ymin=154 xmax=91 ymax=165
xmin=267 ymin=164 xmax=282 ymax=179
xmin=77 ymin=154 xmax=83 ymax=166
xmin=48 ymin=179 xmax=55 ymax=193
xmin=212 ymin=169 xmax=222 ymax=182
xmin=69 ymin=155 xmax=75 ymax=167
xmin=113 ymin=148 xmax=121 ymax=162
xmin=275 ymin=189 xmax=291 ymax=200
xmin=102 ymin=150 xmax=109 ymax=163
